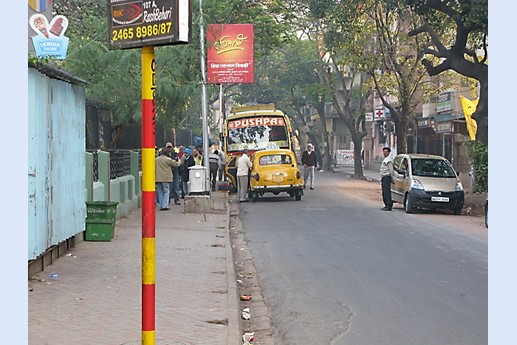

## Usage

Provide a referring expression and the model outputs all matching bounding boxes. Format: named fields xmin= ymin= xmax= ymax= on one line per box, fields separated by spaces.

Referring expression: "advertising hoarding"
xmin=207 ymin=24 xmax=254 ymax=84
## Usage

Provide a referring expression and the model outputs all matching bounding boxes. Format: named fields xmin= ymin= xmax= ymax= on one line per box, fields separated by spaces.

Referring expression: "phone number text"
xmin=111 ymin=22 xmax=172 ymax=41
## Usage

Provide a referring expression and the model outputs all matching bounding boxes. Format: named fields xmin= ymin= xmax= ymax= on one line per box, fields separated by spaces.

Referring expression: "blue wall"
xmin=28 ymin=67 xmax=86 ymax=260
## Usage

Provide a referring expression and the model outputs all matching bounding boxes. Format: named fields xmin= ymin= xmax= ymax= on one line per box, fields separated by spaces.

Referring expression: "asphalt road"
xmin=237 ymin=171 xmax=487 ymax=345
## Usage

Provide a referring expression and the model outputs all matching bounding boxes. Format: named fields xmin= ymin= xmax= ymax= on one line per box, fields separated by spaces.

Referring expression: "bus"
xmin=222 ymin=104 xmax=295 ymax=191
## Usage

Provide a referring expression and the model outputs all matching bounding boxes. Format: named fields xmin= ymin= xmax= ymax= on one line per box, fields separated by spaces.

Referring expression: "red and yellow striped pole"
xmin=141 ymin=46 xmax=156 ymax=345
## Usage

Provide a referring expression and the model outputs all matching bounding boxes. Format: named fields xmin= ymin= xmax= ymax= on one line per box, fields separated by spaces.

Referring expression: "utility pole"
xmin=199 ymin=0 xmax=210 ymax=192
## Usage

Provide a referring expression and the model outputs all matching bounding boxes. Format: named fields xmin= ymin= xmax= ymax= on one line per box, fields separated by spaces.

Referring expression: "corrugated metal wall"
xmin=28 ymin=67 xmax=86 ymax=260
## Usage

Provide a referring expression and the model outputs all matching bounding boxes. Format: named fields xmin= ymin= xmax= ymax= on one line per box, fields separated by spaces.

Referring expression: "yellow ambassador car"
xmin=248 ymin=149 xmax=304 ymax=201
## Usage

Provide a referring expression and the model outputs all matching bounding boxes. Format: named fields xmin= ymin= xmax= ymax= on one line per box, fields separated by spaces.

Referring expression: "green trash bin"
xmin=85 ymin=201 xmax=118 ymax=241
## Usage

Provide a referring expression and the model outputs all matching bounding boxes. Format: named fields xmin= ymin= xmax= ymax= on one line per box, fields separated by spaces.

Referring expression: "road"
xmin=236 ymin=171 xmax=487 ymax=345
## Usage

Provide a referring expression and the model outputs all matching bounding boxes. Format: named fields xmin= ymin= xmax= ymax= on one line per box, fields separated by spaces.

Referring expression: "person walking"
xmin=156 ymin=145 xmax=181 ymax=210
xmin=208 ymin=150 xmax=220 ymax=191
xmin=236 ymin=149 xmax=252 ymax=202
xmin=180 ymin=147 xmax=195 ymax=197
xmin=380 ymin=146 xmax=394 ymax=211
xmin=301 ymin=143 xmax=317 ymax=189
xmin=218 ymin=149 xmax=226 ymax=181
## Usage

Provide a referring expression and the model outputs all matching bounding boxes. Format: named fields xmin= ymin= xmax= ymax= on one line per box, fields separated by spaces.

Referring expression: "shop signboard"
xmin=108 ymin=0 xmax=191 ymax=50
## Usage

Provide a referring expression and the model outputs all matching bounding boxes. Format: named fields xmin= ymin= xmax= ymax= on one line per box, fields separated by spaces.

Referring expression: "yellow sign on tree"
xmin=460 ymin=96 xmax=478 ymax=140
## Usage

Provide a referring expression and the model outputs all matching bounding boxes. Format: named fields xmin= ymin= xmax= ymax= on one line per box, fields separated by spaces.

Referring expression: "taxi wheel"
xmin=295 ymin=190 xmax=302 ymax=201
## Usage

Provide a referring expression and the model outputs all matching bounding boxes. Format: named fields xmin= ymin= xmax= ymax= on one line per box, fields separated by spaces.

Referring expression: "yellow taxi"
xmin=248 ymin=149 xmax=304 ymax=201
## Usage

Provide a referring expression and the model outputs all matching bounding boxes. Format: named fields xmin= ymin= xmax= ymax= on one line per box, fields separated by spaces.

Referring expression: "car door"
xmin=391 ymin=156 xmax=408 ymax=203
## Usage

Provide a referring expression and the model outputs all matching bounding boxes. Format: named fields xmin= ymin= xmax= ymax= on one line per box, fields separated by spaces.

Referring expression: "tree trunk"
xmin=473 ymin=72 xmax=488 ymax=144
xmin=315 ymin=102 xmax=332 ymax=171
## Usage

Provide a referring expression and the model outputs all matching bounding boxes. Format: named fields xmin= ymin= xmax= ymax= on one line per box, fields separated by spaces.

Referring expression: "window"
xmin=259 ymin=154 xmax=292 ymax=166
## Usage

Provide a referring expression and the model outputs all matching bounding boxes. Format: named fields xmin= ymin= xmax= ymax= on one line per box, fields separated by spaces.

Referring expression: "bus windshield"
xmin=226 ymin=116 xmax=289 ymax=152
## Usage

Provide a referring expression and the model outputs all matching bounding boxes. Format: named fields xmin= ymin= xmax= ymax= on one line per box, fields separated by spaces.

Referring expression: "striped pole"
xmin=141 ymin=46 xmax=156 ymax=345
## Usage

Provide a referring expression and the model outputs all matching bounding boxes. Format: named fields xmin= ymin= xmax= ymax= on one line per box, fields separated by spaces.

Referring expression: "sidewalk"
xmin=28 ymin=191 xmax=241 ymax=345
xmin=331 ymin=164 xmax=381 ymax=182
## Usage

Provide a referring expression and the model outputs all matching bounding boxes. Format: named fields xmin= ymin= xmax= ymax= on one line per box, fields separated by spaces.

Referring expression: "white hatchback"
xmin=391 ymin=153 xmax=464 ymax=215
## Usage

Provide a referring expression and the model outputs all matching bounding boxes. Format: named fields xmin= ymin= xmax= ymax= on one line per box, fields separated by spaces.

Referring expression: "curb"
xmin=223 ymin=192 xmax=241 ymax=345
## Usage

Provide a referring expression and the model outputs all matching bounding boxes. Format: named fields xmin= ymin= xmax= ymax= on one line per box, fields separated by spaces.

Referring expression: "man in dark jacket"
xmin=301 ymin=143 xmax=317 ymax=189
xmin=208 ymin=150 xmax=220 ymax=191
xmin=180 ymin=147 xmax=195 ymax=197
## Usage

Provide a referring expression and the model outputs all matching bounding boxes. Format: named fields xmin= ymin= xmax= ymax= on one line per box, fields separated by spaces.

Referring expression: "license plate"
xmin=272 ymin=173 xmax=284 ymax=182
xmin=431 ymin=196 xmax=449 ymax=202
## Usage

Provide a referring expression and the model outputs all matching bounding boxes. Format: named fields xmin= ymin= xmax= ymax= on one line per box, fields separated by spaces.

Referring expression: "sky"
xmin=1 ymin=2 xmax=509 ymax=344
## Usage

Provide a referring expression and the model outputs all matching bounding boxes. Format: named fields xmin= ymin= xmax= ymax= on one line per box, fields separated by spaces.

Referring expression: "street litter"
xmin=242 ymin=331 xmax=255 ymax=344
xmin=242 ymin=307 xmax=251 ymax=320
xmin=49 ymin=273 xmax=58 ymax=279
xmin=240 ymin=295 xmax=252 ymax=301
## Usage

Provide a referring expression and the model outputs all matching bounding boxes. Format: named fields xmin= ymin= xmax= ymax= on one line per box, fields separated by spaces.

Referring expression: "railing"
xmin=87 ymin=149 xmax=141 ymax=181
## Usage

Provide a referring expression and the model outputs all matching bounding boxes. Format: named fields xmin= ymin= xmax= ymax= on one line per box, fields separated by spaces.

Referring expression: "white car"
xmin=391 ymin=153 xmax=464 ymax=215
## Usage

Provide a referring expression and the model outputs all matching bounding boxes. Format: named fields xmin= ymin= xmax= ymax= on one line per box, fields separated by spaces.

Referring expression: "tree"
xmin=367 ymin=1 xmax=434 ymax=155
xmin=406 ymin=0 xmax=488 ymax=144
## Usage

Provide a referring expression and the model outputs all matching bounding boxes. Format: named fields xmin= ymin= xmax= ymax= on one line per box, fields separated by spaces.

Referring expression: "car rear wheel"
xmin=453 ymin=207 xmax=462 ymax=215
xmin=295 ymin=190 xmax=302 ymax=201
xmin=404 ymin=194 xmax=414 ymax=214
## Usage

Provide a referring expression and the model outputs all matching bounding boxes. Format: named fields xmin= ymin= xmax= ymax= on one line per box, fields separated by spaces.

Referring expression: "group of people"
xmin=155 ymin=142 xmax=227 ymax=210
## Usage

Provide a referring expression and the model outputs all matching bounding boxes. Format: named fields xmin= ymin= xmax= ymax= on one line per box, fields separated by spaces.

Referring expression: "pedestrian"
xmin=180 ymin=147 xmax=195 ymax=197
xmin=380 ymin=146 xmax=394 ymax=211
xmin=193 ymin=146 xmax=203 ymax=165
xmin=236 ymin=149 xmax=252 ymax=202
xmin=156 ymin=144 xmax=181 ymax=210
xmin=301 ymin=143 xmax=317 ymax=189
xmin=170 ymin=147 xmax=182 ymax=205
xmin=209 ymin=149 xmax=220 ymax=191
xmin=177 ymin=145 xmax=185 ymax=197
xmin=218 ymin=149 xmax=226 ymax=181
xmin=177 ymin=145 xmax=185 ymax=159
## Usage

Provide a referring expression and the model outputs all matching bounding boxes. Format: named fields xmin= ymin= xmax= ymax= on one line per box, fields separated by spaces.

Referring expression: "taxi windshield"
xmin=259 ymin=154 xmax=292 ymax=166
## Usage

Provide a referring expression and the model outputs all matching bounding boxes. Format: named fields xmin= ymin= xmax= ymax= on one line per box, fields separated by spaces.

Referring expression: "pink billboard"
xmin=207 ymin=24 xmax=254 ymax=84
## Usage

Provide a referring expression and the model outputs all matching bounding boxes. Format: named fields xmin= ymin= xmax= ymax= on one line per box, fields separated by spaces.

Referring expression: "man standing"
xmin=208 ymin=150 xmax=220 ymax=191
xmin=180 ymin=147 xmax=195 ymax=197
xmin=301 ymin=143 xmax=317 ymax=189
xmin=236 ymin=149 xmax=252 ymax=202
xmin=218 ymin=149 xmax=226 ymax=181
xmin=156 ymin=145 xmax=180 ymax=210
xmin=380 ymin=146 xmax=394 ymax=211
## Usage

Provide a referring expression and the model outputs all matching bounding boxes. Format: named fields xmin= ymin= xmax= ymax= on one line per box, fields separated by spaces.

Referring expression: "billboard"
xmin=29 ymin=13 xmax=69 ymax=59
xmin=207 ymin=24 xmax=254 ymax=84
xmin=108 ymin=0 xmax=191 ymax=50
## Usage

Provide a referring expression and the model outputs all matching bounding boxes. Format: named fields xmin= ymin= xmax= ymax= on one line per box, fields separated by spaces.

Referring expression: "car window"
xmin=411 ymin=158 xmax=456 ymax=178
xmin=259 ymin=154 xmax=292 ymax=165
xmin=400 ymin=158 xmax=408 ymax=170
xmin=393 ymin=156 xmax=403 ymax=169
